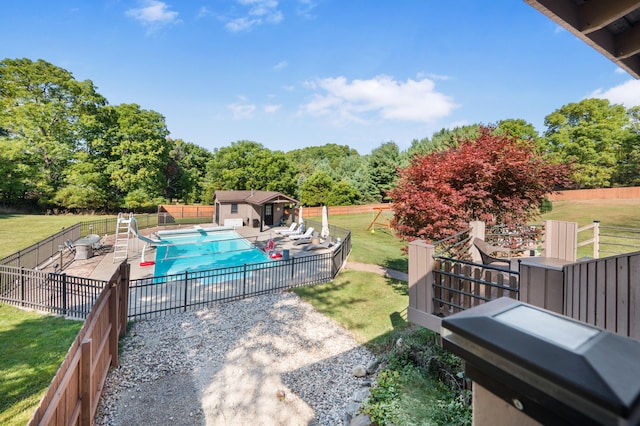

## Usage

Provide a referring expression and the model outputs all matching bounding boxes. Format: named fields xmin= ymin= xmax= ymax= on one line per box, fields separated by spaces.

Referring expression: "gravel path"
xmin=95 ymin=292 xmax=377 ymax=425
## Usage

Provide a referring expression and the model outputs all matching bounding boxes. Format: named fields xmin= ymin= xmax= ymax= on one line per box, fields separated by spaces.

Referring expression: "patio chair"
xmin=93 ymin=236 xmax=108 ymax=254
xmin=263 ymin=239 xmax=276 ymax=252
xmin=289 ymin=227 xmax=314 ymax=240
xmin=64 ymin=239 xmax=76 ymax=253
xmin=472 ymin=238 xmax=513 ymax=271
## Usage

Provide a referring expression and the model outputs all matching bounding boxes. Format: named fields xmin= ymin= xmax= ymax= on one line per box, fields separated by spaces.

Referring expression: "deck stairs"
xmin=113 ymin=213 xmax=136 ymax=263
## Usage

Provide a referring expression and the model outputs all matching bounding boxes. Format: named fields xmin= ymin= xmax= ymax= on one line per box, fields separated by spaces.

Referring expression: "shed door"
xmin=264 ymin=204 xmax=274 ymax=226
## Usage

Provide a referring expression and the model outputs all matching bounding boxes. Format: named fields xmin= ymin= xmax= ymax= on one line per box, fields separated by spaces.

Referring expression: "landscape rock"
xmin=352 ymin=364 xmax=368 ymax=377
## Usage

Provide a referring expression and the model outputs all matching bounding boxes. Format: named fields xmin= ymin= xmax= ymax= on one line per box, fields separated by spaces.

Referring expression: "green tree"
xmin=543 ymin=98 xmax=629 ymax=188
xmin=368 ymin=142 xmax=402 ymax=202
xmin=0 ymin=58 xmax=106 ymax=206
xmin=202 ymin=141 xmax=297 ymax=202
xmin=105 ymin=104 xmax=172 ymax=208
xmin=496 ymin=119 xmax=539 ymax=141
xmin=287 ymin=143 xmax=359 ymax=176
xmin=53 ymin=151 xmax=112 ymax=210
xmin=612 ymin=106 xmax=640 ymax=186
xmin=300 ymin=170 xmax=334 ymax=206
xmin=408 ymin=125 xmax=481 ymax=158
xmin=164 ymin=139 xmax=213 ymax=203
xmin=326 ymin=180 xmax=359 ymax=206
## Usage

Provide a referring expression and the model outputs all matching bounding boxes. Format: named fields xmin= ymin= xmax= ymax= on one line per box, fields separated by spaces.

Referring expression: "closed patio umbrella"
xmin=298 ymin=206 xmax=304 ymax=224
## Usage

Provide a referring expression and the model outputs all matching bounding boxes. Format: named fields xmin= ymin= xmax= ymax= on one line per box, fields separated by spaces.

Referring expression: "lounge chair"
xmin=275 ymin=223 xmax=297 ymax=235
xmin=303 ymin=236 xmax=333 ymax=251
xmin=289 ymin=227 xmax=314 ymax=240
xmin=292 ymin=232 xmax=319 ymax=246
xmin=279 ymin=223 xmax=301 ymax=236
xmin=472 ymin=238 xmax=513 ymax=271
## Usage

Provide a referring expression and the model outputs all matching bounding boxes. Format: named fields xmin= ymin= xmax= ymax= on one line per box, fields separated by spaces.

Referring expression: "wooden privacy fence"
xmin=158 ymin=205 xmax=215 ymax=225
xmin=28 ymin=261 xmax=130 ymax=426
xmin=547 ymin=185 xmax=640 ymax=201
xmin=564 ymin=252 xmax=639 ymax=340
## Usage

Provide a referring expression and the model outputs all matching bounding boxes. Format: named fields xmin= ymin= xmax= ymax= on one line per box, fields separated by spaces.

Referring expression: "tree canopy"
xmin=0 ymin=58 xmax=106 ymax=207
xmin=202 ymin=141 xmax=297 ymax=201
xmin=390 ymin=126 xmax=573 ymax=242
xmin=544 ymin=98 xmax=629 ymax=188
xmin=2 ymin=57 xmax=637 ymax=213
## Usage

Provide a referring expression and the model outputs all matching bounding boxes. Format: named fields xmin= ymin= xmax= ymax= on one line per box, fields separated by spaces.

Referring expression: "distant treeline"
xmin=1 ymin=58 xmax=639 ymax=212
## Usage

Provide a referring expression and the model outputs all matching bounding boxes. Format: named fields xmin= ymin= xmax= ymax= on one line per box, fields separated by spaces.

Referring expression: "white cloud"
xmin=225 ymin=0 xmax=283 ymax=32
xmin=126 ymin=0 xmax=180 ymax=29
xmin=228 ymin=101 xmax=256 ymax=119
xmin=590 ymin=79 xmax=640 ymax=108
xmin=296 ymin=0 xmax=317 ymax=19
xmin=273 ymin=60 xmax=288 ymax=71
xmin=197 ymin=6 xmax=213 ymax=19
xmin=264 ymin=104 xmax=281 ymax=113
xmin=299 ymin=75 xmax=458 ymax=125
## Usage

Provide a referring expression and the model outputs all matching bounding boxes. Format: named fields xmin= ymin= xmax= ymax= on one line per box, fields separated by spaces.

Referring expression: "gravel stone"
xmin=95 ymin=292 xmax=376 ymax=425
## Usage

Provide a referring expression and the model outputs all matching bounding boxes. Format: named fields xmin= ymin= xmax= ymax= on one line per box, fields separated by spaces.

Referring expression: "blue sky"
xmin=3 ymin=0 xmax=640 ymax=155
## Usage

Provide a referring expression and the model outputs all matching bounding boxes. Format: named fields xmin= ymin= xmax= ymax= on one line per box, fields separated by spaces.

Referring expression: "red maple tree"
xmin=389 ymin=126 xmax=573 ymax=243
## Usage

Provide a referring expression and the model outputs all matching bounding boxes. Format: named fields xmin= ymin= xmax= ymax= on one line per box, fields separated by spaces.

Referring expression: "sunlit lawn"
xmin=0 ymin=304 xmax=82 ymax=425
xmin=308 ymin=211 xmax=408 ymax=272
xmin=293 ymin=270 xmax=409 ymax=349
xmin=0 ymin=214 xmax=114 ymax=259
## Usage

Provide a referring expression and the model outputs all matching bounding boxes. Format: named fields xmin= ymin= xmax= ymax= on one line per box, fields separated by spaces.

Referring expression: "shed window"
xmin=231 ymin=203 xmax=238 ymax=213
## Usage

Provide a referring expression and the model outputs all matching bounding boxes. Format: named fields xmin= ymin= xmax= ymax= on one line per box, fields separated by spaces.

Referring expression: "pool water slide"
xmin=127 ymin=216 xmax=162 ymax=265
xmin=112 ymin=213 xmax=161 ymax=264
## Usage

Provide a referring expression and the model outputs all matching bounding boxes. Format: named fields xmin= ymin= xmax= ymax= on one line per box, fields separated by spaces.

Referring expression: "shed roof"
xmin=213 ymin=190 xmax=299 ymax=206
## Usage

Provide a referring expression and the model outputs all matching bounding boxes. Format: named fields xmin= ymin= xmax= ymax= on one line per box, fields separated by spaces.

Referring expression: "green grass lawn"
xmin=0 ymin=199 xmax=637 ymax=424
xmin=293 ymin=270 xmax=409 ymax=348
xmin=0 ymin=304 xmax=83 ymax=426
xmin=308 ymin=212 xmax=408 ymax=272
xmin=0 ymin=214 xmax=113 ymax=259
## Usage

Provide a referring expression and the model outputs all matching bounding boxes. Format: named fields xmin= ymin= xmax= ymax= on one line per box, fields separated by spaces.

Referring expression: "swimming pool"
xmin=153 ymin=230 xmax=270 ymax=276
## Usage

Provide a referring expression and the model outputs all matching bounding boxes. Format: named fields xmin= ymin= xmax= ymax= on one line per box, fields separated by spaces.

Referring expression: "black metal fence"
xmin=0 ymin=265 xmax=107 ymax=319
xmin=0 ymin=215 xmax=352 ymax=320
xmin=0 ymin=214 xmax=159 ymax=269
xmin=432 ymin=256 xmax=520 ymax=316
xmin=127 ymin=231 xmax=351 ymax=319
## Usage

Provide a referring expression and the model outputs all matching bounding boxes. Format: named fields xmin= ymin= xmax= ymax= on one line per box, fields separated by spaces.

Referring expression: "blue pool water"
xmin=153 ymin=230 xmax=270 ymax=276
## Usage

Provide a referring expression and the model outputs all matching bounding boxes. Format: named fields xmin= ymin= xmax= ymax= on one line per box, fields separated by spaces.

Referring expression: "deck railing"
xmin=578 ymin=221 xmax=640 ymax=258
xmin=408 ymin=223 xmax=640 ymax=342
xmin=432 ymin=256 xmax=519 ymax=316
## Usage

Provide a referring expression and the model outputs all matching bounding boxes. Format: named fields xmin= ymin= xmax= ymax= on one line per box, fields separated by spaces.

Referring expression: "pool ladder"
xmin=113 ymin=213 xmax=133 ymax=263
